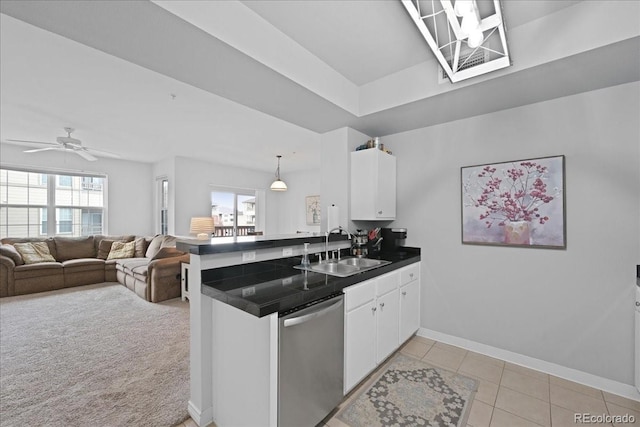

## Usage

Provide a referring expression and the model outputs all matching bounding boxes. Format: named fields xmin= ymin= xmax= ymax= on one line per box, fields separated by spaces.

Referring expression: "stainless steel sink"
xmin=337 ymin=257 xmax=390 ymax=269
xmin=294 ymin=256 xmax=390 ymax=277
xmin=309 ymin=262 xmax=360 ymax=277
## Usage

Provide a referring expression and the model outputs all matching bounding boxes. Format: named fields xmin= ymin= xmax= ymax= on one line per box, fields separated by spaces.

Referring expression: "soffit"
xmin=0 ymin=0 xmax=638 ymax=169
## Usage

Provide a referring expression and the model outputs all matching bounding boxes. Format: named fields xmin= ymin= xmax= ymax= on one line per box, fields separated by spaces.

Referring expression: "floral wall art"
xmin=306 ymin=195 xmax=320 ymax=225
xmin=461 ymin=155 xmax=566 ymax=248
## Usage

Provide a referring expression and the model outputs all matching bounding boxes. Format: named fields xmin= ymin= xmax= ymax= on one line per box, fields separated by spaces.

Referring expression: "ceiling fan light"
xmin=460 ymin=12 xmax=480 ymax=36
xmin=454 ymin=0 xmax=474 ymax=17
xmin=467 ymin=30 xmax=484 ymax=48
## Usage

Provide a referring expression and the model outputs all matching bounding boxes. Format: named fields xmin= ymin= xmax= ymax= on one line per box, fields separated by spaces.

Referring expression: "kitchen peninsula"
xmin=177 ymin=233 xmax=421 ymax=427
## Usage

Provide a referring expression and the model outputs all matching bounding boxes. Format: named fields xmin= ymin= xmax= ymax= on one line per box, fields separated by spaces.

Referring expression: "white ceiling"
xmin=0 ymin=0 xmax=638 ymax=172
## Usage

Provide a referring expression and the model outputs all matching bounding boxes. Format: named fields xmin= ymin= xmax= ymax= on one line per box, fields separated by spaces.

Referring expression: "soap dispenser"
xmin=301 ymin=242 xmax=311 ymax=269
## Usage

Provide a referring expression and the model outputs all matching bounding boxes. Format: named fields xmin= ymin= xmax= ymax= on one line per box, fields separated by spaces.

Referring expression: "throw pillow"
xmin=0 ymin=244 xmax=25 ymax=265
xmin=160 ymin=235 xmax=177 ymax=248
xmin=97 ymin=239 xmax=115 ymax=260
xmin=145 ymin=235 xmax=164 ymax=259
xmin=13 ymin=242 xmax=56 ymax=265
xmin=107 ymin=241 xmax=136 ymax=260
xmin=151 ymin=247 xmax=185 ymax=261
xmin=134 ymin=237 xmax=148 ymax=258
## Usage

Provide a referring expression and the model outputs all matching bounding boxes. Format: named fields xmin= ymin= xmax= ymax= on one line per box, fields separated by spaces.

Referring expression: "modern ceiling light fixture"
xmin=400 ymin=0 xmax=511 ymax=83
xmin=270 ymin=155 xmax=288 ymax=191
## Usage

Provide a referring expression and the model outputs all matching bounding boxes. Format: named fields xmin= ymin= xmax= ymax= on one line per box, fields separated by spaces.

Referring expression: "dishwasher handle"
xmin=283 ymin=298 xmax=343 ymax=328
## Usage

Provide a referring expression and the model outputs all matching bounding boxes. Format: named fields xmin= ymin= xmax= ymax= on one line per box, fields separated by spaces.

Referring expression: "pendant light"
xmin=270 ymin=155 xmax=287 ymax=191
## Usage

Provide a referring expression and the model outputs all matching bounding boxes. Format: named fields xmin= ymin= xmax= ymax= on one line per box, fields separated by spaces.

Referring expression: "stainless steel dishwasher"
xmin=279 ymin=293 xmax=344 ymax=427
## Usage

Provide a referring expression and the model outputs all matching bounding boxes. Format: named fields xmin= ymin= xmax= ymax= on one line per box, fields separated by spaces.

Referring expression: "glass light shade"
xmin=270 ymin=179 xmax=288 ymax=191
xmin=460 ymin=13 xmax=480 ymax=36
xmin=467 ymin=30 xmax=484 ymax=48
xmin=454 ymin=0 xmax=473 ymax=17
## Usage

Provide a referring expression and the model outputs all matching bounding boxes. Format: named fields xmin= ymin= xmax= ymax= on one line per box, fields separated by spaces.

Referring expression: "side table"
xmin=181 ymin=262 xmax=190 ymax=301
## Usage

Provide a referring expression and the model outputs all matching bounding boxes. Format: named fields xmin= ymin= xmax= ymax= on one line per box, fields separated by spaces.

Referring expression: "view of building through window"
xmin=0 ymin=168 xmax=106 ymax=238
xmin=211 ymin=190 xmax=256 ymax=237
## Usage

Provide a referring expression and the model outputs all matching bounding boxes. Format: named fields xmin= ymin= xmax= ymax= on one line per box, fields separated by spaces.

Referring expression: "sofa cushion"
xmin=134 ymin=237 xmax=148 ymax=258
xmin=115 ymin=258 xmax=150 ymax=282
xmin=161 ymin=235 xmax=177 ymax=248
xmin=97 ymin=239 xmax=115 ymax=260
xmin=54 ymin=236 xmax=95 ymax=261
xmin=93 ymin=235 xmax=135 ymax=253
xmin=151 ymin=247 xmax=185 ymax=261
xmin=62 ymin=258 xmax=106 ymax=272
xmin=115 ymin=258 xmax=149 ymax=273
xmin=0 ymin=244 xmax=24 ymax=265
xmin=107 ymin=241 xmax=136 ymax=260
xmin=1 ymin=238 xmax=56 ymax=259
xmin=13 ymin=242 xmax=56 ymax=264
xmin=145 ymin=235 xmax=164 ymax=258
xmin=14 ymin=262 xmax=63 ymax=279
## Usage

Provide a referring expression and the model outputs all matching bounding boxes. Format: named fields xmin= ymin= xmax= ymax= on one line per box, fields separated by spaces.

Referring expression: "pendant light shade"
xmin=270 ymin=155 xmax=287 ymax=191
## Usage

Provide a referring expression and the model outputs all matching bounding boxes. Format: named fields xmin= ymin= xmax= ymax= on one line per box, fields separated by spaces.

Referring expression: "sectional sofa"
xmin=0 ymin=234 xmax=189 ymax=303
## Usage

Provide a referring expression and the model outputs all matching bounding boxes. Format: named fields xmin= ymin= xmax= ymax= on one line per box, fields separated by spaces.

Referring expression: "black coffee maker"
xmin=380 ymin=228 xmax=407 ymax=253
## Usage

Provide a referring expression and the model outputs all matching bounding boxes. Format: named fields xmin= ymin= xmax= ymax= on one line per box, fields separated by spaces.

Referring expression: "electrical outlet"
xmin=282 ymin=277 xmax=293 ymax=285
xmin=282 ymin=247 xmax=293 ymax=257
xmin=242 ymin=251 xmax=256 ymax=262
xmin=242 ymin=287 xmax=256 ymax=297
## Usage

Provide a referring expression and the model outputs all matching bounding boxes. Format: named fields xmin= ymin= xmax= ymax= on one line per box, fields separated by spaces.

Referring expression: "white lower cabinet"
xmin=399 ymin=263 xmax=421 ymax=343
xmin=344 ymin=270 xmax=400 ymax=394
xmin=344 ymin=262 xmax=421 ymax=394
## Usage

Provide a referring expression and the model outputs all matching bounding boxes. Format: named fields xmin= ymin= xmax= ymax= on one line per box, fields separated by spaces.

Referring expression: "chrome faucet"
xmin=325 ymin=226 xmax=352 ymax=262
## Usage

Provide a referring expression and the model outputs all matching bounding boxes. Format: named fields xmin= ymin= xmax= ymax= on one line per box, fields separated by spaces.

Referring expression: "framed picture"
xmin=461 ymin=155 xmax=566 ymax=249
xmin=306 ymin=195 xmax=320 ymax=225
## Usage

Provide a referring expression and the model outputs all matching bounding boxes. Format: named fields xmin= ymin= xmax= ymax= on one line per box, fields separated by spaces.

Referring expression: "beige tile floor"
xmin=176 ymin=335 xmax=640 ymax=427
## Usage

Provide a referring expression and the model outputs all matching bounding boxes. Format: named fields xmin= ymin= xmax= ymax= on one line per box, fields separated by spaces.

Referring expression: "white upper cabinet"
xmin=350 ymin=149 xmax=396 ymax=220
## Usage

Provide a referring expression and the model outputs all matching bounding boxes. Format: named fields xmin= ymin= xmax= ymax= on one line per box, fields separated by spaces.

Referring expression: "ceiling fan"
xmin=7 ymin=127 xmax=120 ymax=161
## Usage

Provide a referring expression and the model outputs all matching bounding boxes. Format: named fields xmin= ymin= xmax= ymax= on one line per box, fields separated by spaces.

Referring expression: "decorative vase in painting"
xmin=504 ymin=221 xmax=531 ymax=245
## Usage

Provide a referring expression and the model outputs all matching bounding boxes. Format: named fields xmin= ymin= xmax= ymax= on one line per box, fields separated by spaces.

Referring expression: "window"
xmin=81 ymin=176 xmax=103 ymax=191
xmin=57 ymin=208 xmax=73 ymax=234
xmin=211 ymin=190 xmax=257 ymax=236
xmin=158 ymin=178 xmax=169 ymax=235
xmin=58 ymin=175 xmax=72 ymax=187
xmin=0 ymin=168 xmax=107 ymax=238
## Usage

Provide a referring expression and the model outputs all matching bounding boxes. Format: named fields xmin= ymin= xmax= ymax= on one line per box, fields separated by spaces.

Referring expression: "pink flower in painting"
xmin=464 ymin=161 xmax=559 ymax=228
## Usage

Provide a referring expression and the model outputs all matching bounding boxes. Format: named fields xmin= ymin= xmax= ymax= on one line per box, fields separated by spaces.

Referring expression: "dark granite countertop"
xmin=201 ymin=247 xmax=420 ymax=317
xmin=177 ymin=232 xmax=349 ymax=255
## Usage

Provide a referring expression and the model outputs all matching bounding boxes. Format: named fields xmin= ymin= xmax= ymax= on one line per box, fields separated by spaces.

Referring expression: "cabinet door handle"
xmin=371 ymin=307 xmax=377 ymax=313
xmin=402 ymin=291 xmax=407 ymax=296
xmin=378 ymin=210 xmax=383 ymax=215
xmin=409 ymin=273 xmax=414 ymax=278
xmin=380 ymin=302 xmax=385 ymax=308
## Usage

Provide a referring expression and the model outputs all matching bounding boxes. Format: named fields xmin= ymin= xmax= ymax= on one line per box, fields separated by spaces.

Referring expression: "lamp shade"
xmin=190 ymin=216 xmax=215 ymax=239
xmin=270 ymin=179 xmax=288 ymax=191
xmin=270 ymin=155 xmax=287 ymax=191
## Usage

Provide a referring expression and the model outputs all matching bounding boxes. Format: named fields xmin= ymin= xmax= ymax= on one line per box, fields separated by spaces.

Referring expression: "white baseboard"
xmin=188 ymin=400 xmax=213 ymax=427
xmin=417 ymin=327 xmax=640 ymax=402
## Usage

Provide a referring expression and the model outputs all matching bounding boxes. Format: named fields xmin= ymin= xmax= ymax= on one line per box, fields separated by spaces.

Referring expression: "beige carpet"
xmin=0 ymin=283 xmax=190 ymax=427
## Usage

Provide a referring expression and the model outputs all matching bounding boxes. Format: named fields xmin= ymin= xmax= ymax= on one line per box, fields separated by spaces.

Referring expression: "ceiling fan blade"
xmin=85 ymin=147 xmax=121 ymax=158
xmin=7 ymin=139 xmax=58 ymax=146
xmin=24 ymin=147 xmax=62 ymax=153
xmin=74 ymin=149 xmax=98 ymax=161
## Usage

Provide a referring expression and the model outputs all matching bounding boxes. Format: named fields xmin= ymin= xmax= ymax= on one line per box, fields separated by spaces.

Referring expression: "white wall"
xmin=320 ymin=127 xmax=371 ymax=233
xmin=273 ymin=168 xmax=321 ymax=234
xmin=0 ymin=143 xmax=154 ymax=236
xmin=384 ymin=82 xmax=640 ymax=385
xmin=169 ymin=156 xmax=282 ymax=237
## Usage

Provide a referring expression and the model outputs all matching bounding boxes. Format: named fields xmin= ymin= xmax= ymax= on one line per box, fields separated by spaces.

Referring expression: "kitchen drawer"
xmin=345 ymin=280 xmax=375 ymax=312
xmin=400 ymin=264 xmax=419 ymax=286
xmin=376 ymin=271 xmax=399 ymax=296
